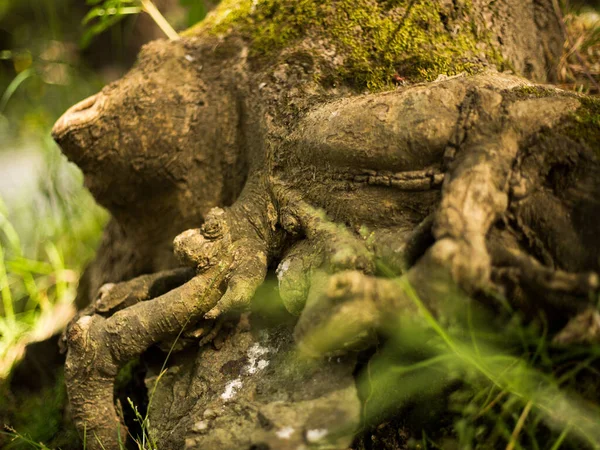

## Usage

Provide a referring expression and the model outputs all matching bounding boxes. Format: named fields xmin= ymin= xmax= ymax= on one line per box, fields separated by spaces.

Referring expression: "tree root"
xmin=492 ymin=244 xmax=599 ymax=296
xmin=61 ymin=75 xmax=600 ymax=447
xmin=94 ymin=267 xmax=195 ymax=314
xmin=65 ymin=268 xmax=229 ymax=449
xmin=65 ymin=189 xmax=278 ymax=448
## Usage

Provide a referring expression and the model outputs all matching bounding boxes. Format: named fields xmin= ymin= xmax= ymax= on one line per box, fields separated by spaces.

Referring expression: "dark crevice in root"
xmin=114 ymin=358 xmax=149 ymax=449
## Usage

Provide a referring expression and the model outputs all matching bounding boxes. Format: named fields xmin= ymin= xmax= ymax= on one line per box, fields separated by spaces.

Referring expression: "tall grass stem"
xmin=140 ymin=0 xmax=180 ymax=40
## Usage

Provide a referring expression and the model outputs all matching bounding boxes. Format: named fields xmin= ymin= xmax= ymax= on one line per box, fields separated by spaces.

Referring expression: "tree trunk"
xmin=51 ymin=1 xmax=600 ymax=449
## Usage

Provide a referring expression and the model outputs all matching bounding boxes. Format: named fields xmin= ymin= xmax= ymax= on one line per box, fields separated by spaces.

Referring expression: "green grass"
xmin=0 ymin=0 xmax=202 ymax=446
xmin=0 ymin=78 xmax=107 ymax=442
xmin=0 ymin=132 xmax=108 ymax=380
xmin=1 ymin=3 xmax=109 ymax=446
xmin=0 ymin=369 xmax=80 ymax=450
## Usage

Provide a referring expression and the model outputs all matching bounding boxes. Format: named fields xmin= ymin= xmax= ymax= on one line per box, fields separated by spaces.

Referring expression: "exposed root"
xmin=294 ymin=270 xmax=421 ymax=356
xmin=173 ymin=199 xmax=274 ymax=320
xmin=492 ymin=244 xmax=599 ymax=296
xmin=65 ymin=268 xmax=229 ymax=449
xmin=58 ymin=70 xmax=600 ymax=448
xmin=367 ymin=215 xmax=435 ymax=274
xmin=65 ymin=190 xmax=277 ymax=448
xmin=276 ymin=188 xmax=376 ymax=316
xmin=94 ymin=267 xmax=195 ymax=314
xmin=554 ymin=308 xmax=600 ymax=345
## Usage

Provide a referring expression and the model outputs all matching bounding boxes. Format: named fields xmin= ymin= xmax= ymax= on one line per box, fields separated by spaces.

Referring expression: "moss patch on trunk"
xmin=188 ymin=0 xmax=506 ymax=90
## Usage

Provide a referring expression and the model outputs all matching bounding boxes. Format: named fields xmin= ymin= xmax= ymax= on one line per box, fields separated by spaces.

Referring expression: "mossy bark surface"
xmin=49 ymin=1 xmax=600 ymax=449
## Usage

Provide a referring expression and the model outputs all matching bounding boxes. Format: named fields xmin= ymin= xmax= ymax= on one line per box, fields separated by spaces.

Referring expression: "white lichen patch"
xmin=244 ymin=342 xmax=270 ymax=375
xmin=220 ymin=378 xmax=243 ymax=401
xmin=276 ymin=426 xmax=295 ymax=439
xmin=221 ymin=342 xmax=272 ymax=401
xmin=257 ymin=359 xmax=269 ymax=371
xmin=276 ymin=259 xmax=290 ymax=282
xmin=306 ymin=428 xmax=329 ymax=443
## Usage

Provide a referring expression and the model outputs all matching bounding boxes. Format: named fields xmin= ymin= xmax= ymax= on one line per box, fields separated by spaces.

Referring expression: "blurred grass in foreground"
xmin=355 ymin=283 xmax=600 ymax=450
xmin=0 ymin=135 xmax=108 ymax=380
xmin=0 ymin=1 xmax=203 ymax=447
xmin=0 ymin=0 xmax=211 ymax=382
xmin=269 ymin=270 xmax=600 ymax=449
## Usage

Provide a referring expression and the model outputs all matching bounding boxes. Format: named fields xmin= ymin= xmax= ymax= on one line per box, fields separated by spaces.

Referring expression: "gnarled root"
xmin=174 ymin=202 xmax=273 ymax=319
xmin=278 ymin=120 xmax=600 ymax=356
xmin=94 ymin=267 xmax=195 ymax=314
xmin=65 ymin=195 xmax=275 ymax=448
xmin=275 ymin=188 xmax=376 ymax=317
xmin=65 ymin=269 xmax=228 ymax=449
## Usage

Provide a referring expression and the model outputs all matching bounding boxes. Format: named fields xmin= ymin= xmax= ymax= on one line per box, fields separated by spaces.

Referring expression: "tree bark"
xmin=50 ymin=1 xmax=600 ymax=449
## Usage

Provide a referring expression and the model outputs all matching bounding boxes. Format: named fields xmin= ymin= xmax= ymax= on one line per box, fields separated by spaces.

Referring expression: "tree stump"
xmin=51 ymin=1 xmax=600 ymax=448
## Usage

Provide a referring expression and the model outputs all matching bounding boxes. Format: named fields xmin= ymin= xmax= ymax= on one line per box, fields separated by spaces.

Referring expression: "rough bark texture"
xmin=50 ymin=1 xmax=600 ymax=449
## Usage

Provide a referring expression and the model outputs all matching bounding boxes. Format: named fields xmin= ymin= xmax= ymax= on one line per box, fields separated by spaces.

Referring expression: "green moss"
xmin=188 ymin=0 xmax=506 ymax=91
xmin=115 ymin=358 xmax=140 ymax=391
xmin=509 ymin=88 xmax=600 ymax=157
xmin=509 ymin=85 xmax=557 ymax=100
xmin=0 ymin=370 xmax=80 ymax=450
xmin=560 ymin=95 xmax=600 ymax=154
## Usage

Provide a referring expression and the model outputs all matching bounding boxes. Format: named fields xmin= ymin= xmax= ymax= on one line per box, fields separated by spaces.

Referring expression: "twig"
xmin=476 ymin=390 xmax=509 ymax=418
xmin=506 ymin=400 xmax=533 ymax=450
xmin=140 ymin=0 xmax=180 ymax=41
